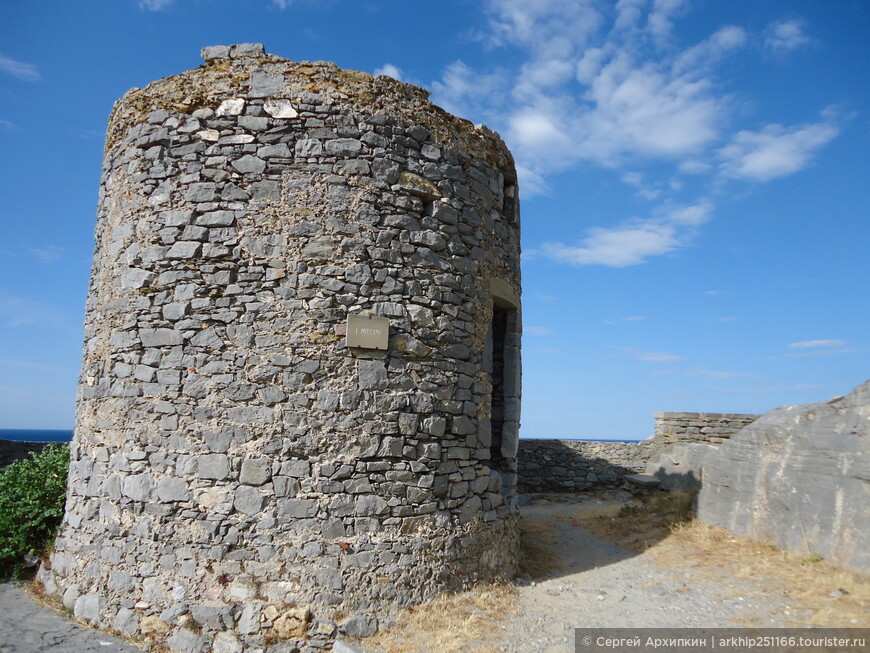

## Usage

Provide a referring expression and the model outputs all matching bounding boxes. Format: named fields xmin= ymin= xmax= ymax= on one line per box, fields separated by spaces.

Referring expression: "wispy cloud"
xmin=28 ymin=246 xmax=64 ymax=263
xmin=431 ymin=60 xmax=509 ymax=122
xmin=0 ymin=292 xmax=68 ymax=329
xmin=718 ymin=119 xmax=839 ymax=182
xmin=427 ymin=2 xmax=840 ymax=267
xmin=604 ymin=315 xmax=646 ymax=325
xmin=610 ymin=346 xmax=685 ymax=363
xmin=525 ymin=326 xmax=553 ymax=336
xmin=654 ymin=367 xmax=765 ymax=381
xmin=374 ymin=63 xmax=404 ymax=81
xmin=763 ymin=340 xmax=864 ymax=360
xmin=0 ymin=358 xmax=67 ymax=372
xmin=0 ymin=53 xmax=40 ymax=81
xmin=788 ymin=339 xmax=847 ymax=349
xmin=765 ymin=19 xmax=812 ymax=54
xmin=538 ymin=200 xmax=712 ymax=267
xmin=139 ymin=0 xmax=174 ymax=9
xmin=0 ymin=119 xmax=15 ymax=131
xmin=273 ymin=0 xmax=294 ymax=8
xmin=710 ymin=383 xmax=825 ymax=395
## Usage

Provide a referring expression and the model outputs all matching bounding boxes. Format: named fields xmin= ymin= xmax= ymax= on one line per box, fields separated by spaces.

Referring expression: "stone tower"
xmin=41 ymin=44 xmax=521 ymax=651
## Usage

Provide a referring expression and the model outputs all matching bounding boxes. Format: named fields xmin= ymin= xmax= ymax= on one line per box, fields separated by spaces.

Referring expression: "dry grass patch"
xmin=573 ymin=489 xmax=869 ymax=628
xmin=575 ymin=490 xmax=696 ymax=553
xmin=658 ymin=520 xmax=870 ymax=627
xmin=359 ymin=582 xmax=517 ymax=653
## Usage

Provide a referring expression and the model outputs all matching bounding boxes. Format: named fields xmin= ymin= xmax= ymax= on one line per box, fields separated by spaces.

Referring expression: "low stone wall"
xmin=0 ymin=440 xmax=52 ymax=469
xmin=517 ymin=439 xmax=652 ymax=492
xmin=653 ymin=412 xmax=760 ymax=445
xmin=518 ymin=412 xmax=761 ymax=493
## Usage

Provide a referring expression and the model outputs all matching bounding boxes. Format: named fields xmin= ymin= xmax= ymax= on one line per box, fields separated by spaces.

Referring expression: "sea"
xmin=0 ymin=429 xmax=74 ymax=442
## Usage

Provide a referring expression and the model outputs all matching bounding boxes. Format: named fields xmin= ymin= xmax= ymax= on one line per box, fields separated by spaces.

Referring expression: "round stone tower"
xmin=41 ymin=44 xmax=521 ymax=651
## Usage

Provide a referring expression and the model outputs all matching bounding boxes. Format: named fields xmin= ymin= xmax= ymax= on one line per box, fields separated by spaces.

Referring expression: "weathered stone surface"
xmin=341 ymin=614 xmax=378 ymax=638
xmin=696 ymin=380 xmax=870 ymax=573
xmin=73 ymin=593 xmax=100 ymax=624
xmin=197 ymin=454 xmax=230 ymax=480
xmin=645 ymin=443 xmax=718 ymax=491
xmin=44 ymin=42 xmax=522 ymax=653
xmin=239 ymin=458 xmax=271 ymax=485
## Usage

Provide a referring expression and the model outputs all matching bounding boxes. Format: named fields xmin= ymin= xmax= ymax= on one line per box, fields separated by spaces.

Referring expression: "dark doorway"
xmin=488 ymin=304 xmax=509 ymax=470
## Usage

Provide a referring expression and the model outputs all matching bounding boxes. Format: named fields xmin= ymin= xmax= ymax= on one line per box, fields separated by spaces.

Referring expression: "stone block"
xmin=234 ymin=486 xmax=264 ymax=515
xmin=73 ymin=593 xmax=101 ymax=624
xmin=197 ymin=454 xmax=230 ymax=480
xmin=248 ymin=72 xmax=283 ymax=97
xmin=358 ymin=359 xmax=387 ymax=390
xmin=240 ymin=458 xmax=271 ymax=485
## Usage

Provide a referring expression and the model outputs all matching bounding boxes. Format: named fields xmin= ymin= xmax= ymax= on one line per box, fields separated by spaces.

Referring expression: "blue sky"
xmin=1 ymin=1 xmax=868 ymax=439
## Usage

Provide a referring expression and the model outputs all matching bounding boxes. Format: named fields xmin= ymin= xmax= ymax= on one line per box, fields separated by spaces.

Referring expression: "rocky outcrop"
xmin=645 ymin=442 xmax=718 ymax=491
xmin=695 ymin=380 xmax=870 ymax=573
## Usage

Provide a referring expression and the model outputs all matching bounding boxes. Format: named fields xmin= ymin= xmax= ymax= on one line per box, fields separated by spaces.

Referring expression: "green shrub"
xmin=0 ymin=443 xmax=70 ymax=577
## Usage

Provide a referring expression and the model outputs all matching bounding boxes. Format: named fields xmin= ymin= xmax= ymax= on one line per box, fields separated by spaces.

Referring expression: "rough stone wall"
xmin=518 ymin=412 xmax=760 ymax=493
xmin=695 ymin=380 xmax=870 ymax=574
xmin=653 ymin=412 xmax=760 ymax=445
xmin=517 ymin=439 xmax=649 ymax=492
xmin=41 ymin=44 xmax=521 ymax=652
xmin=0 ymin=440 xmax=52 ymax=469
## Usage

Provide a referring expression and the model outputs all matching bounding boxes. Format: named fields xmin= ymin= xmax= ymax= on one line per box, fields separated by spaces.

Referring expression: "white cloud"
xmin=788 ymin=339 xmax=847 ymax=349
xmin=654 ymin=367 xmax=764 ymax=380
xmin=428 ymin=1 xmax=840 ymax=263
xmin=139 ymin=0 xmax=174 ymax=10
xmin=614 ymin=0 xmax=646 ymax=31
xmin=374 ymin=64 xmax=404 ymax=81
xmin=612 ymin=346 xmax=685 ymax=363
xmin=663 ymin=200 xmax=712 ymax=226
xmin=647 ymin=0 xmax=689 ymax=44
xmin=487 ymin=0 xmax=602 ymax=52
xmin=719 ymin=120 xmax=839 ymax=181
xmin=539 ymin=199 xmax=712 ymax=267
xmin=765 ymin=19 xmax=811 ymax=53
xmin=604 ymin=315 xmax=646 ymax=325
xmin=673 ymin=25 xmax=747 ymax=75
xmin=525 ymin=326 xmax=554 ymax=336
xmin=28 ymin=247 xmax=64 ymax=263
xmin=273 ymin=0 xmax=293 ymax=7
xmin=515 ymin=164 xmax=548 ymax=196
xmin=0 ymin=119 xmax=15 ymax=130
xmin=0 ymin=292 xmax=67 ymax=329
xmin=763 ymin=341 xmax=864 ymax=360
xmin=430 ymin=60 xmax=508 ymax=119
xmin=0 ymin=53 xmax=40 ymax=81
xmin=541 ymin=220 xmax=678 ymax=267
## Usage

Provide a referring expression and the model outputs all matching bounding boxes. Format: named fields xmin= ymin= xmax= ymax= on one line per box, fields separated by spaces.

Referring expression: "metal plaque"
xmin=346 ymin=314 xmax=389 ymax=350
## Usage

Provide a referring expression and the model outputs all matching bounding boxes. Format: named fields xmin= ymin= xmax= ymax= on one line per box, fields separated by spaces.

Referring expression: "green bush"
xmin=0 ymin=443 xmax=70 ymax=577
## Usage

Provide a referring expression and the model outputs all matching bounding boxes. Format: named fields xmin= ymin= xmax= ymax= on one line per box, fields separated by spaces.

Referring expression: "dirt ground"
xmin=360 ymin=491 xmax=870 ymax=653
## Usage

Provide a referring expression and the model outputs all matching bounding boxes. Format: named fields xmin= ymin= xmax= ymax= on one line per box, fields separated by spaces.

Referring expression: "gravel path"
xmin=496 ymin=496 xmax=809 ymax=653
xmin=0 ymin=582 xmax=141 ymax=653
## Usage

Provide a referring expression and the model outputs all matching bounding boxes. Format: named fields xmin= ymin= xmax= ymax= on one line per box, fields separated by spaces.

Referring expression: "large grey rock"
xmin=645 ymin=443 xmax=718 ymax=490
xmin=696 ymin=379 xmax=870 ymax=573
